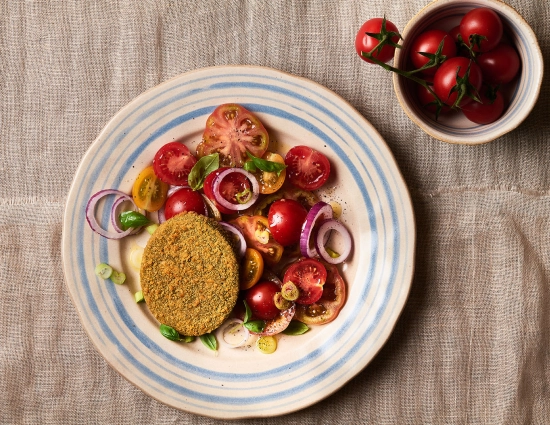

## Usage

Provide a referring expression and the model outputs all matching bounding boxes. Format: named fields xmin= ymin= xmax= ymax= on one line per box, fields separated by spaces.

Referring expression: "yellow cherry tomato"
xmin=254 ymin=152 xmax=286 ymax=194
xmin=131 ymin=165 xmax=169 ymax=212
xmin=240 ymin=248 xmax=264 ymax=290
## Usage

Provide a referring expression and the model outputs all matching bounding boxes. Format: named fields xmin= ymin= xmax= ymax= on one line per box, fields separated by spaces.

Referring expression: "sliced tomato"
xmin=283 ymin=257 xmax=327 ymax=305
xmin=153 ymin=142 xmax=197 ymax=186
xmin=240 ymin=248 xmax=264 ymax=290
xmin=294 ymin=262 xmax=346 ymax=325
xmin=131 ymin=165 xmax=169 ymax=212
xmin=251 ymin=151 xmax=286 ymax=194
xmin=202 ymin=167 xmax=252 ymax=214
xmin=229 ymin=215 xmax=284 ymax=267
xmin=197 ymin=104 xmax=269 ymax=168
xmin=284 ymin=145 xmax=331 ymax=191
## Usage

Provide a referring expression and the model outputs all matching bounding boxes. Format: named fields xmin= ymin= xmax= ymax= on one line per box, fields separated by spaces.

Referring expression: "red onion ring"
xmin=315 ymin=219 xmax=352 ymax=264
xmin=110 ymin=195 xmax=145 ymax=235
xmin=299 ymin=201 xmax=333 ymax=258
xmin=86 ymin=189 xmax=135 ymax=239
xmin=167 ymin=185 xmax=189 ymax=198
xmin=211 ymin=168 xmax=259 ymax=211
xmin=157 ymin=206 xmax=166 ymax=224
xmin=219 ymin=221 xmax=247 ymax=258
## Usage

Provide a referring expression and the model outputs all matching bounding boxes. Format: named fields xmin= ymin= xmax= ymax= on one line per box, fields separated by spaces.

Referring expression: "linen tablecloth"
xmin=1 ymin=0 xmax=549 ymax=423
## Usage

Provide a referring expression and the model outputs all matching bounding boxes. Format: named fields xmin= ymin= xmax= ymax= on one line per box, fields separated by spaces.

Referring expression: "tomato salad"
xmin=86 ymin=103 xmax=352 ymax=354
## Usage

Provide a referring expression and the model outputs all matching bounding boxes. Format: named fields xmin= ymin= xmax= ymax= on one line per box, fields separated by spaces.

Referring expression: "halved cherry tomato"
xmin=197 ymin=104 xmax=269 ymax=168
xmin=229 ymin=215 xmax=284 ymax=266
xmin=153 ymin=142 xmax=197 ymax=186
xmin=240 ymin=248 xmax=264 ymax=290
xmin=131 ymin=165 xmax=169 ymax=212
xmin=164 ymin=187 xmax=207 ymax=219
xmin=283 ymin=257 xmax=327 ymax=305
xmin=202 ymin=167 xmax=252 ymax=214
xmin=253 ymin=152 xmax=286 ymax=194
xmin=294 ymin=262 xmax=346 ymax=325
xmin=284 ymin=145 xmax=331 ymax=191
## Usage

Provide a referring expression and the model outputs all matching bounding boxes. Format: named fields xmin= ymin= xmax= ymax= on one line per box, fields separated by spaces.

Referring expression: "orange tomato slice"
xmin=254 ymin=152 xmax=286 ymax=194
xmin=239 ymin=248 xmax=264 ymax=290
xmin=131 ymin=165 xmax=169 ymax=212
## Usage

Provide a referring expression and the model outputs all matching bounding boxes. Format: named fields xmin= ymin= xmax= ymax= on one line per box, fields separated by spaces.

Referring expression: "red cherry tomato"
xmin=477 ymin=43 xmax=520 ymax=85
xmin=355 ymin=18 xmax=400 ymax=64
xmin=461 ymin=87 xmax=505 ymax=125
xmin=284 ymin=145 xmax=331 ymax=191
xmin=459 ymin=7 xmax=503 ymax=53
xmin=164 ymin=187 xmax=207 ymax=220
xmin=153 ymin=142 xmax=197 ymax=186
xmin=283 ymin=258 xmax=327 ymax=305
xmin=244 ymin=280 xmax=281 ymax=321
xmin=433 ymin=57 xmax=483 ymax=107
xmin=196 ymin=103 xmax=269 ymax=168
xmin=416 ymin=81 xmax=450 ymax=114
xmin=267 ymin=199 xmax=308 ymax=246
xmin=410 ymin=29 xmax=457 ymax=75
xmin=294 ymin=262 xmax=346 ymax=325
xmin=203 ymin=167 xmax=252 ymax=214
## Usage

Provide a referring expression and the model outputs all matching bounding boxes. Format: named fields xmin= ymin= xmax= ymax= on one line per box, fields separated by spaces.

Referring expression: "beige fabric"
xmin=1 ymin=0 xmax=549 ymax=423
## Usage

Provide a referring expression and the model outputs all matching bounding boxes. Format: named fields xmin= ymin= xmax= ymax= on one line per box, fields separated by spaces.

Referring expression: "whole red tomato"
xmin=459 ymin=7 xmax=503 ymax=53
xmin=433 ymin=57 xmax=483 ymax=107
xmin=244 ymin=280 xmax=281 ymax=320
xmin=477 ymin=43 xmax=520 ymax=85
xmin=410 ymin=29 xmax=457 ymax=75
xmin=267 ymin=199 xmax=308 ymax=246
xmin=164 ymin=188 xmax=207 ymax=220
xmin=461 ymin=87 xmax=505 ymax=125
xmin=355 ymin=18 xmax=400 ymax=64
xmin=416 ymin=81 xmax=450 ymax=114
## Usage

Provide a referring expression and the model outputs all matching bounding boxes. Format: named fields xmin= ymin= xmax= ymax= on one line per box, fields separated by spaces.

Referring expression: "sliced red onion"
xmin=167 ymin=185 xmax=189 ymax=198
xmin=315 ymin=219 xmax=352 ymax=264
xmin=299 ymin=201 xmax=333 ymax=258
xmin=86 ymin=189 xmax=135 ymax=239
xmin=201 ymin=194 xmax=222 ymax=221
xmin=211 ymin=168 xmax=259 ymax=211
xmin=110 ymin=195 xmax=145 ymax=235
xmin=219 ymin=318 xmax=250 ymax=348
xmin=157 ymin=206 xmax=166 ymax=224
xmin=219 ymin=221 xmax=246 ymax=258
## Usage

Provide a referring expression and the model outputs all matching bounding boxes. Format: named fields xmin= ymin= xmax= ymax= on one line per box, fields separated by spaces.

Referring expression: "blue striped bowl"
xmin=62 ymin=66 xmax=415 ymax=418
xmin=393 ymin=0 xmax=543 ymax=144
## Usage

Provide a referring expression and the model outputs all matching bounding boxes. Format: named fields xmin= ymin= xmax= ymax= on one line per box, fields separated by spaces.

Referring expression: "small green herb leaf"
xmin=200 ymin=333 xmax=218 ymax=351
xmin=282 ymin=320 xmax=310 ymax=335
xmin=243 ymin=160 xmax=257 ymax=173
xmin=245 ymin=151 xmax=287 ymax=176
xmin=243 ymin=300 xmax=252 ymax=323
xmin=188 ymin=153 xmax=219 ymax=190
xmin=160 ymin=324 xmax=181 ymax=341
xmin=244 ymin=320 xmax=266 ymax=333
xmin=119 ymin=211 xmax=151 ymax=230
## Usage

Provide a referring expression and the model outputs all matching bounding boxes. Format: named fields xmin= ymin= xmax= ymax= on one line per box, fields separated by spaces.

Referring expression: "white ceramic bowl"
xmin=392 ymin=0 xmax=543 ymax=145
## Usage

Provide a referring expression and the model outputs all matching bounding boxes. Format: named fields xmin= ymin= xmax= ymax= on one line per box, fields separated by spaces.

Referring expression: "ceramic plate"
xmin=62 ymin=65 xmax=415 ymax=419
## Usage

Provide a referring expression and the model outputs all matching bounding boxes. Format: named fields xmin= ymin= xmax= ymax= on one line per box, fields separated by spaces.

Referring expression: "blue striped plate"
xmin=62 ymin=65 xmax=416 ymax=419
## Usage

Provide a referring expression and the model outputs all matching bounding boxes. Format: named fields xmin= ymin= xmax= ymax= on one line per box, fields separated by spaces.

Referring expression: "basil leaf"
xmin=244 ymin=320 xmax=266 ymax=333
xmin=199 ymin=333 xmax=218 ymax=351
xmin=188 ymin=153 xmax=219 ymax=190
xmin=119 ymin=211 xmax=151 ymax=230
xmin=243 ymin=300 xmax=252 ymax=323
xmin=160 ymin=324 xmax=181 ymax=341
xmin=282 ymin=320 xmax=310 ymax=336
xmin=245 ymin=151 xmax=286 ymax=176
